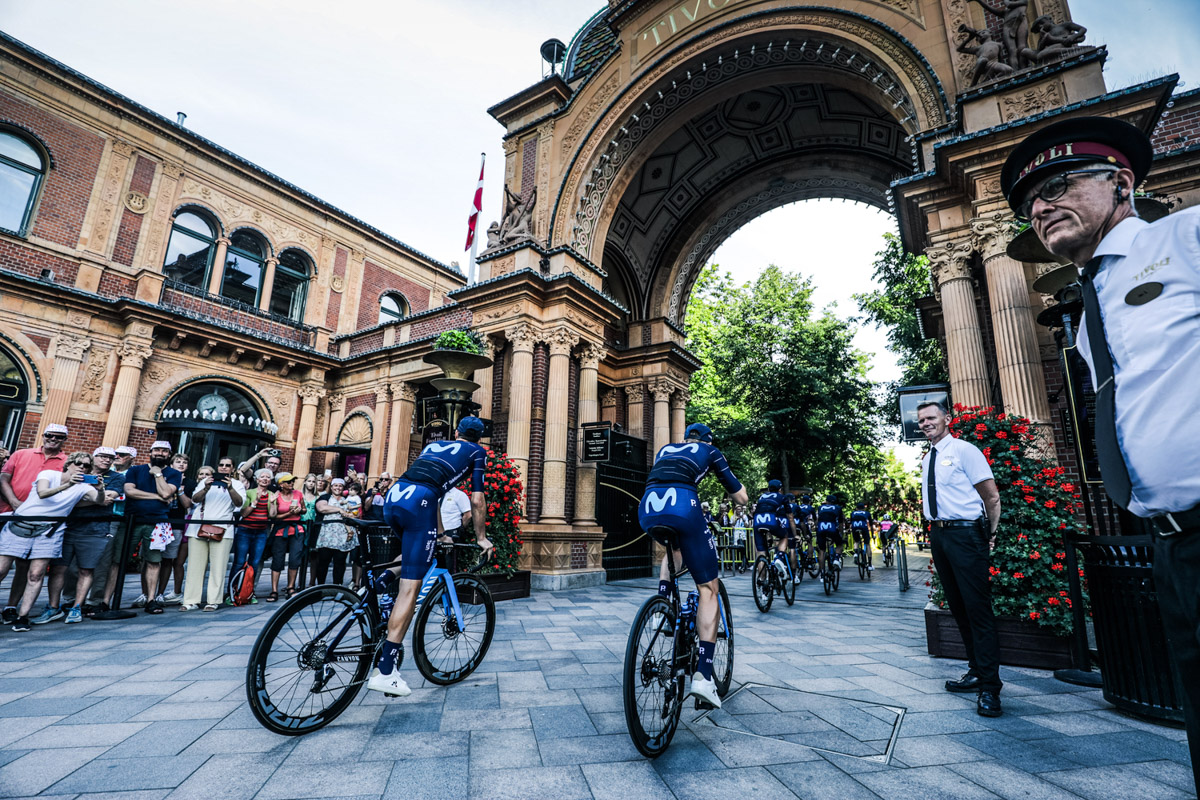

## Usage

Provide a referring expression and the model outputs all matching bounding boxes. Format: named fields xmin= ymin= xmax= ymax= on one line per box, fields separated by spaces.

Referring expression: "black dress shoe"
xmin=945 ymin=673 xmax=982 ymax=693
xmin=977 ymin=690 xmax=1002 ymax=717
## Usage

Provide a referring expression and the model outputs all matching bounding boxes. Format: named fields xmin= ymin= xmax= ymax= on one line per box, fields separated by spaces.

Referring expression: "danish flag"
xmin=464 ymin=153 xmax=485 ymax=251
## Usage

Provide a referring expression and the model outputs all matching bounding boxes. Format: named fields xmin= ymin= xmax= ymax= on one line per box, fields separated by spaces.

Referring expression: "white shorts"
xmin=0 ymin=524 xmax=65 ymax=560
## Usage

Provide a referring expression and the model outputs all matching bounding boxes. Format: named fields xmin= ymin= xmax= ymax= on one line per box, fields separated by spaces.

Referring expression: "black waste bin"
xmin=1076 ymin=528 xmax=1185 ymax=724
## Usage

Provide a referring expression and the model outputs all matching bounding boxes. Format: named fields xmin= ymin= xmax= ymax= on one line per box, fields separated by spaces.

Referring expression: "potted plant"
xmin=425 ymin=328 xmax=492 ymax=384
xmin=924 ymin=405 xmax=1085 ymax=670
xmin=457 ymin=448 xmax=530 ymax=600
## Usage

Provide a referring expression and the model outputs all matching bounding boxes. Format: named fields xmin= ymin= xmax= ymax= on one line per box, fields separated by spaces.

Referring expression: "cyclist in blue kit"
xmin=367 ymin=416 xmax=494 ymax=696
xmin=850 ymin=502 xmax=874 ymax=573
xmin=639 ymin=422 xmax=748 ymax=707
xmin=815 ymin=494 xmax=845 ymax=577
xmin=753 ymin=481 xmax=797 ymax=584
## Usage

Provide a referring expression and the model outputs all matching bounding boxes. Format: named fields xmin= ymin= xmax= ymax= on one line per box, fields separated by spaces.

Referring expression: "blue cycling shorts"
xmin=638 ymin=486 xmax=718 ymax=584
xmin=752 ymin=512 xmax=787 ymax=551
xmin=382 ymin=480 xmax=439 ymax=580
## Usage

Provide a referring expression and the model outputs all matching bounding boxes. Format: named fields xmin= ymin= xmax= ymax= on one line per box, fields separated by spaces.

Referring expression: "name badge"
xmin=1125 ymin=282 xmax=1163 ymax=306
xmin=941 ymin=459 xmax=953 ymax=467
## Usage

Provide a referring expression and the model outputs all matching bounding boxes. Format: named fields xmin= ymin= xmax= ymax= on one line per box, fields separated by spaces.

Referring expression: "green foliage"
xmin=928 ymin=406 xmax=1085 ymax=636
xmin=685 ymin=263 xmax=883 ymax=502
xmin=457 ymin=448 xmax=525 ymax=577
xmin=434 ymin=328 xmax=484 ymax=354
xmin=854 ymin=233 xmax=948 ymax=428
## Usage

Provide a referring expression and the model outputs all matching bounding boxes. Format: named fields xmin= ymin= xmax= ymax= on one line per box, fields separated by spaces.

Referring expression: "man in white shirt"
xmin=439 ymin=486 xmax=472 ymax=542
xmin=1002 ymin=115 xmax=1200 ymax=794
xmin=918 ymin=400 xmax=1003 ymax=717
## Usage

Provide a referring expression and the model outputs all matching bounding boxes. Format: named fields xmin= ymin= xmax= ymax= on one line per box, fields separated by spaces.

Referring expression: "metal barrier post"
xmin=1053 ymin=534 xmax=1103 ymax=687
xmin=92 ymin=513 xmax=137 ymax=621
xmin=897 ymin=536 xmax=910 ymax=593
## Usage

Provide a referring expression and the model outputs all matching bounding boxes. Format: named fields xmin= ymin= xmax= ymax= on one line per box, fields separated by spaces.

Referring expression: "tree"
xmin=686 ymin=263 xmax=883 ymax=501
xmin=854 ymin=233 xmax=948 ymax=428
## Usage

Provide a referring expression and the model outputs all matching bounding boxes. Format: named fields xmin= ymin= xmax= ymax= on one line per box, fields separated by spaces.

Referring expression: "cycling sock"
xmin=658 ymin=580 xmax=672 ymax=598
xmin=377 ymin=640 xmax=402 ymax=675
xmin=697 ymin=640 xmax=715 ymax=681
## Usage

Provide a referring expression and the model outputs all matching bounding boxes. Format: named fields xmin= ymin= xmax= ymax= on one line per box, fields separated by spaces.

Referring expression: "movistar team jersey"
xmin=850 ymin=509 xmax=871 ymax=530
xmin=646 ymin=441 xmax=743 ymax=494
xmin=797 ymin=502 xmax=814 ymax=522
xmin=816 ymin=503 xmax=844 ymax=532
xmin=754 ymin=491 xmax=786 ymax=515
xmin=398 ymin=439 xmax=487 ymax=496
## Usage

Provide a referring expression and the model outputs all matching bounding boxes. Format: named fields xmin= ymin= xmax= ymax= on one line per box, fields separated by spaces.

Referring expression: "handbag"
xmin=193 ymin=497 xmax=226 ymax=541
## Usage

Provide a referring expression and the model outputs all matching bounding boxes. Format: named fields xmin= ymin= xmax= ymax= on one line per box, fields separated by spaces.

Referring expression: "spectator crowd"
xmin=0 ymin=425 xmax=398 ymax=631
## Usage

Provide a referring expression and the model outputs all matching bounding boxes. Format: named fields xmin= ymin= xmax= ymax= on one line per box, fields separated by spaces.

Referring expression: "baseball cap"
xmin=276 ymin=472 xmax=296 ymax=484
xmin=44 ymin=423 xmax=68 ymax=435
xmin=150 ymin=440 xmax=172 ymax=451
xmin=115 ymin=446 xmax=137 ymax=457
xmin=93 ymin=446 xmax=116 ymax=457
xmin=457 ymin=416 xmax=485 ymax=435
xmin=685 ymin=422 xmax=713 ymax=443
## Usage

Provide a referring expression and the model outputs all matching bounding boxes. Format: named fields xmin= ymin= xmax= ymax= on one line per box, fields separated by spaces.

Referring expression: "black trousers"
xmin=930 ymin=521 xmax=1002 ymax=693
xmin=1153 ymin=529 xmax=1200 ymax=798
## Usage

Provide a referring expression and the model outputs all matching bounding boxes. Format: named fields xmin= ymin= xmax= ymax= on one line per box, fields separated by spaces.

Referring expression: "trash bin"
xmin=1076 ymin=528 xmax=1185 ymax=725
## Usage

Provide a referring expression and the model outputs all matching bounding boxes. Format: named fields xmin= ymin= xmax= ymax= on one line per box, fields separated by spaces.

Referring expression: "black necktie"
xmin=1080 ymin=256 xmax=1133 ymax=508
xmin=927 ymin=447 xmax=939 ymax=520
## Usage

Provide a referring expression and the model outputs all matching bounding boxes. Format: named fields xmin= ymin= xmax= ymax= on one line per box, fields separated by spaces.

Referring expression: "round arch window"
xmin=221 ymin=230 xmax=268 ymax=306
xmin=162 ymin=382 xmax=264 ymax=426
xmin=0 ymin=344 xmax=29 ymax=450
xmin=378 ymin=292 xmax=409 ymax=324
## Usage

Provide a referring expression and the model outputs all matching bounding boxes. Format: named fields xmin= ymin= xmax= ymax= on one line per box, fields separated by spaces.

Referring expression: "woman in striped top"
xmin=229 ymin=468 xmax=273 ymax=604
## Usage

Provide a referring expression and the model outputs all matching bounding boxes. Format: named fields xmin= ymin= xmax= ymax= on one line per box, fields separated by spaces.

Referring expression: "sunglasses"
xmin=44 ymin=433 xmax=67 ymax=440
xmin=1016 ymin=168 xmax=1115 ymax=222
xmin=72 ymin=461 xmax=92 ymax=468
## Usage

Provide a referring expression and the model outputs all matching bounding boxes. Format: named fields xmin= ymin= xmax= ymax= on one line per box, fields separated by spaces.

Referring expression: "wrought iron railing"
xmin=159 ymin=279 xmax=316 ymax=348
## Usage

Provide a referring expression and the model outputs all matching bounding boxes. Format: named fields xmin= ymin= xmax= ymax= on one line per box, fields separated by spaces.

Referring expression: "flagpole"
xmin=468 ymin=152 xmax=485 ymax=284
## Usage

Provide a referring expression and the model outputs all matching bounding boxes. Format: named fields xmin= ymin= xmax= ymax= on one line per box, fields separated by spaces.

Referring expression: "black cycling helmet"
xmin=784 ymin=493 xmax=795 ymax=502
xmin=826 ymin=494 xmax=837 ymax=503
xmin=457 ymin=416 xmax=484 ymax=435
xmin=685 ymin=422 xmax=713 ymax=443
xmin=856 ymin=502 xmax=866 ymax=509
xmin=767 ymin=479 xmax=782 ymax=491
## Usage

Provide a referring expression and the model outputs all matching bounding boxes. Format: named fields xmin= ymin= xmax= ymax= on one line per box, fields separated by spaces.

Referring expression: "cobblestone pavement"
xmin=0 ymin=549 xmax=1194 ymax=799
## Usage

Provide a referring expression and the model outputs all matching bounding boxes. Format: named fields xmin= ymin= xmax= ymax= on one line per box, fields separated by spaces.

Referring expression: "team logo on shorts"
xmin=644 ymin=488 xmax=678 ymax=513
xmin=389 ymin=484 xmax=417 ymax=503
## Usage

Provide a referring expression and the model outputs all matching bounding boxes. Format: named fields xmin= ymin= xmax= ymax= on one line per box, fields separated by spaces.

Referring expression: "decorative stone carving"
xmin=600 ymin=388 xmax=622 ymax=407
xmin=160 ymin=161 xmax=185 ymax=180
xmin=649 ymin=380 xmax=674 ymax=403
xmin=66 ymin=311 xmax=90 ymax=329
xmin=374 ymin=383 xmax=392 ymax=404
xmin=117 ymin=340 xmax=153 ymax=368
xmin=561 ymin=72 xmax=621 ymax=157
xmin=198 ymin=340 xmax=217 ymax=358
xmin=542 ymin=326 xmax=579 ymax=357
xmin=330 ymin=274 xmax=346 ymax=293
xmin=168 ymin=332 xmax=186 ymax=350
xmin=279 ymin=360 xmax=297 ymax=378
xmin=565 ymin=308 xmax=602 ymax=335
xmin=77 ymin=348 xmax=109 ymax=405
xmin=298 ymin=383 xmax=327 ymax=404
xmin=492 ymin=184 xmax=537 ymax=247
xmin=54 ymin=335 xmax=91 ymax=361
xmin=1022 ymin=16 xmax=1091 ymax=66
xmin=123 ymin=190 xmax=149 ymax=214
xmin=624 ymin=384 xmax=646 ymax=404
xmin=925 ymin=241 xmax=975 ymax=288
xmin=227 ymin=347 xmax=245 ymax=365
xmin=956 ymin=24 xmax=1014 ymax=85
xmin=578 ymin=343 xmax=607 ymax=370
xmin=110 ymin=139 xmax=135 ymax=158
xmin=254 ymin=355 xmax=271 ymax=372
xmin=272 ymin=388 xmax=290 ymax=408
xmin=968 ymin=0 xmax=1031 ymax=69
xmin=504 ymin=322 xmax=539 ymax=352
xmin=1002 ymin=82 xmax=1063 ymax=122
xmin=328 ymin=392 xmax=346 ymax=413
xmin=971 ymin=212 xmax=1016 ymax=261
xmin=391 ymin=381 xmax=417 ymax=402
xmin=480 ymin=303 xmax=521 ymax=322
xmin=671 ymin=389 xmax=691 ymax=410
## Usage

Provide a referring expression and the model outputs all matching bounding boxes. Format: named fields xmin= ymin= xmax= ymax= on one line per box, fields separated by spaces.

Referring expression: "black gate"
xmin=598 ymin=432 xmax=650 ymax=581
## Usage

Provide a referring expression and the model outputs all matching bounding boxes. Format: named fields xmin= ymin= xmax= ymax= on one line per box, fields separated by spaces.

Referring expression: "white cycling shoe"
xmin=366 ymin=669 xmax=411 ymax=697
xmin=688 ymin=673 xmax=722 ymax=709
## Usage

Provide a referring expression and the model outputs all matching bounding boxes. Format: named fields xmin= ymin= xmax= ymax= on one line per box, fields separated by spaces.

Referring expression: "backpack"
xmin=231 ymin=562 xmax=256 ymax=606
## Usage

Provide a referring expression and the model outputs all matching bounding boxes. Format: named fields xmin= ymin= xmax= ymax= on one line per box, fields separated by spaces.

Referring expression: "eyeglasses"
xmin=72 ymin=461 xmax=92 ymax=468
xmin=1016 ymin=168 xmax=1115 ymax=222
xmin=44 ymin=433 xmax=67 ymax=440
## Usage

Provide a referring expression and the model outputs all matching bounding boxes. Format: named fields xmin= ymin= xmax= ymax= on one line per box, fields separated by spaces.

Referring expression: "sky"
xmin=1 ymin=0 xmax=1196 ymax=466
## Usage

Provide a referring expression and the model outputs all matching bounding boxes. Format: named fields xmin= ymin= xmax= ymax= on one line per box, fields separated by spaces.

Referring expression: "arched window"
xmin=163 ymin=210 xmax=218 ymax=289
xmin=378 ymin=292 xmax=409 ymax=324
xmin=270 ymin=249 xmax=310 ymax=321
xmin=221 ymin=230 xmax=267 ymax=306
xmin=0 ymin=130 xmax=46 ymax=236
xmin=0 ymin=343 xmax=29 ymax=450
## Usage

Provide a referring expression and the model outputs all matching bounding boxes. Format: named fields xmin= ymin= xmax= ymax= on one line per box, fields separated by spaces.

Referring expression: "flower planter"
xmin=924 ymin=605 xmax=1072 ymax=670
xmin=479 ymin=569 xmax=531 ymax=602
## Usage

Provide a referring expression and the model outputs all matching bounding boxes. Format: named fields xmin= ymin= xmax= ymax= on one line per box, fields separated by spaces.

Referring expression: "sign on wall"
xmin=897 ymin=383 xmax=951 ymax=443
xmin=581 ymin=421 xmax=611 ymax=463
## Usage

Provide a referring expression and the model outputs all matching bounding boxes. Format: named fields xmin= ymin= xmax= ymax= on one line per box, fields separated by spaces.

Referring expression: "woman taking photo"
xmin=267 ymin=472 xmax=306 ymax=601
xmin=181 ymin=460 xmax=243 ymax=612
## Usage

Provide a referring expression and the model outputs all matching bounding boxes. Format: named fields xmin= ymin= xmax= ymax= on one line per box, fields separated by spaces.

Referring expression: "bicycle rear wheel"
xmin=623 ymin=595 xmax=683 ymax=758
xmin=833 ymin=562 xmax=841 ymax=591
xmin=412 ymin=573 xmax=496 ymax=685
xmin=858 ymin=548 xmax=867 ymax=580
xmin=713 ymin=580 xmax=735 ymax=697
xmin=782 ymin=560 xmax=796 ymax=606
xmin=822 ymin=566 xmax=832 ymax=596
xmin=246 ymin=584 xmax=375 ymax=736
xmin=752 ymin=556 xmax=774 ymax=613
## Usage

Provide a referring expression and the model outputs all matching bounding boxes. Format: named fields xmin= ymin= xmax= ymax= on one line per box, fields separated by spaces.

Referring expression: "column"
xmin=971 ymin=213 xmax=1051 ymax=423
xmin=102 ymin=334 xmax=153 ymax=447
xmin=574 ymin=342 xmax=606 ymax=525
xmin=325 ymin=392 xmax=346 ymax=446
xmin=670 ymin=389 xmax=689 ymax=443
xmin=600 ymin=388 xmax=620 ymax=426
xmin=624 ymin=384 xmax=646 ymax=439
xmin=207 ymin=236 xmax=230 ymax=295
xmin=926 ymin=239 xmax=991 ymax=409
xmin=292 ymin=382 xmax=326 ymax=478
xmin=504 ymin=322 xmax=538 ymax=485
xmin=368 ymin=382 xmax=390 ymax=480
xmin=650 ymin=379 xmax=673 ymax=456
xmin=540 ymin=326 xmax=580 ymax=524
xmin=471 ymin=337 xmax=497 ymax=424
xmin=40 ymin=335 xmax=90 ymax=435
xmin=258 ymin=256 xmax=279 ymax=312
xmin=387 ymin=381 xmax=417 ymax=475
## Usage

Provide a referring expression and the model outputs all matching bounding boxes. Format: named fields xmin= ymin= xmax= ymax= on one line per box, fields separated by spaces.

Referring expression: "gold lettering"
xmin=1064 ymin=142 xmax=1074 ymax=156
xmin=638 ymin=0 xmax=742 ymax=54
xmin=1049 ymin=145 xmax=1063 ymax=159
xmin=1035 ymin=153 xmax=1045 ymax=166
xmin=708 ymin=0 xmax=732 ymax=8
xmin=680 ymin=0 xmax=704 ymax=22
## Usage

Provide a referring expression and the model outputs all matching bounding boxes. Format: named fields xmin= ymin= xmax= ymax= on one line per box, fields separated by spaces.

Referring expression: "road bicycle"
xmin=246 ymin=521 xmax=495 ymax=735
xmin=822 ymin=545 xmax=842 ymax=596
xmin=752 ymin=544 xmax=796 ymax=612
xmin=852 ymin=533 xmax=872 ymax=581
xmin=623 ymin=527 xmax=734 ymax=758
xmin=880 ymin=531 xmax=896 ymax=568
xmin=797 ymin=526 xmax=820 ymax=579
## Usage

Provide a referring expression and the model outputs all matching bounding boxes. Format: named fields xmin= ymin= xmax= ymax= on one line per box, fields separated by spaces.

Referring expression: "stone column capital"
xmin=265 ymin=256 xmax=279 ymax=267
xmin=115 ymin=339 xmax=153 ymax=368
xmin=670 ymin=389 xmax=690 ymax=410
xmin=624 ymin=383 xmax=646 ymax=404
xmin=541 ymin=325 xmax=579 ymax=356
xmin=391 ymin=380 xmax=418 ymax=402
xmin=160 ymin=161 xmax=185 ymax=180
xmin=504 ymin=322 xmax=539 ymax=353
xmin=328 ymin=392 xmax=346 ymax=413
xmin=374 ymin=383 xmax=392 ymax=404
xmin=925 ymin=240 xmax=975 ymax=289
xmin=600 ymin=388 xmax=621 ymax=406
xmin=970 ymin=212 xmax=1016 ymax=261
xmin=649 ymin=379 xmax=674 ymax=403
xmin=110 ymin=138 xmax=135 ymax=158
xmin=54 ymin=335 xmax=91 ymax=362
xmin=577 ymin=342 xmax=607 ymax=370
xmin=298 ymin=383 xmax=327 ymax=405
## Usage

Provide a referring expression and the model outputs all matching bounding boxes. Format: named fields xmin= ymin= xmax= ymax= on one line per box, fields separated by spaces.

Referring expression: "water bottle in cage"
xmin=680 ymin=590 xmax=699 ymax=632
xmin=378 ymin=591 xmax=395 ymax=624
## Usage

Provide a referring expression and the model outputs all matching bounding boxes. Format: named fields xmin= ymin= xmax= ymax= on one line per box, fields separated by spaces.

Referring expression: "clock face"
xmin=197 ymin=390 xmax=230 ymax=417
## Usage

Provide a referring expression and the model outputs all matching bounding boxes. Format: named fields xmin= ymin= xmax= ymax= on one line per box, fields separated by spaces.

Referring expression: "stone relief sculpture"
xmin=957 ymin=24 xmax=1015 ymax=86
xmin=488 ymin=184 xmax=537 ymax=248
xmin=968 ymin=0 xmax=1031 ymax=69
xmin=1021 ymin=15 xmax=1090 ymax=66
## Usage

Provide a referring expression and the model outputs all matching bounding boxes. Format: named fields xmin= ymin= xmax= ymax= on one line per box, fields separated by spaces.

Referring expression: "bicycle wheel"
xmin=246 ymin=584 xmax=375 ymax=736
xmin=858 ymin=548 xmax=867 ymax=580
xmin=782 ymin=559 xmax=796 ymax=606
xmin=412 ymin=573 xmax=495 ymax=685
xmin=623 ymin=595 xmax=683 ymax=758
xmin=822 ymin=566 xmax=832 ymax=596
xmin=807 ymin=552 xmax=820 ymax=579
xmin=833 ymin=562 xmax=841 ymax=591
xmin=713 ymin=580 xmax=735 ymax=697
xmin=752 ymin=556 xmax=774 ymax=613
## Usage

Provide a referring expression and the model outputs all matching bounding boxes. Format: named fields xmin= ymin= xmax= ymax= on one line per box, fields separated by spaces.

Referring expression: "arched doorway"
xmin=156 ymin=382 xmax=277 ymax=476
xmin=0 ymin=344 xmax=29 ymax=450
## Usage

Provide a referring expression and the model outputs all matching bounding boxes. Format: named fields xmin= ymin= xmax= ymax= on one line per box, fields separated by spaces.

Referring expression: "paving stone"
xmin=439 ymin=708 xmax=530 ymax=731
xmin=253 ymin=761 xmax=393 ymax=799
xmin=854 ymin=764 xmax=1004 ymax=799
xmin=14 ymin=722 xmax=148 ymax=750
xmin=539 ymin=732 xmax=641 ymax=765
xmin=383 ymin=755 xmax=467 ymax=800
xmin=164 ymin=751 xmax=288 ymax=800
xmin=946 ymin=760 xmax=1085 ymax=800
xmin=101 ymin=720 xmax=218 ymax=759
xmin=48 ymin=754 xmax=209 ymax=793
xmin=282 ymin=726 xmax=370 ymax=764
xmin=581 ymin=761 xmax=675 ymax=800
xmin=529 ymin=704 xmax=598 ymax=740
xmin=766 ymin=760 xmax=885 ymax=798
xmin=663 ymin=765 xmax=799 ymax=800
xmin=468 ymin=766 xmax=592 ymax=800
xmin=0 ymin=746 xmax=108 ymax=797
xmin=1040 ymin=763 xmax=1194 ymax=800
xmin=360 ymin=730 xmax=467 ymax=761
xmin=1122 ymin=759 xmax=1200 ymax=794
xmin=373 ymin=705 xmax=443 ymax=735
xmin=470 ymin=727 xmax=541 ymax=769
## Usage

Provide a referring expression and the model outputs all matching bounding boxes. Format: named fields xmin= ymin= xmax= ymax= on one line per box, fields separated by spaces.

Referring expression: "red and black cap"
xmin=1001 ymin=116 xmax=1152 ymax=212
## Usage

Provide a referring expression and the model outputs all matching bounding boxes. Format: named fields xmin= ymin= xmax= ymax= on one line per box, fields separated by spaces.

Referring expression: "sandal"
xmin=266 ymin=591 xmax=278 ymax=602
xmin=179 ymin=604 xmax=199 ymax=612
xmin=202 ymin=604 xmax=219 ymax=612
xmin=285 ymin=588 xmax=296 ymax=599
